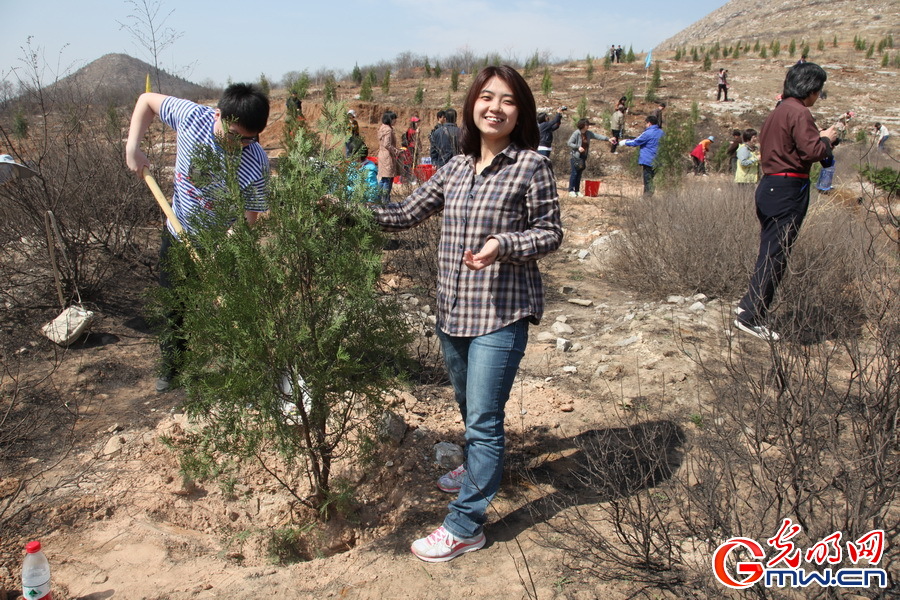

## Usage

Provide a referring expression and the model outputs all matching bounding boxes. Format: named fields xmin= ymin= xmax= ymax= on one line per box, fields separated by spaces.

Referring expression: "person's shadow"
xmin=491 ymin=419 xmax=686 ymax=542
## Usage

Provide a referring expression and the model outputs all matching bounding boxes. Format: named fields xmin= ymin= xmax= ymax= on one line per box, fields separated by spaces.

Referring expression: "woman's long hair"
xmin=459 ymin=65 xmax=539 ymax=157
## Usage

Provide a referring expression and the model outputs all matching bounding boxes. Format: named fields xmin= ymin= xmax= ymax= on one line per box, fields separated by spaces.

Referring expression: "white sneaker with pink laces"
xmin=410 ymin=525 xmax=485 ymax=562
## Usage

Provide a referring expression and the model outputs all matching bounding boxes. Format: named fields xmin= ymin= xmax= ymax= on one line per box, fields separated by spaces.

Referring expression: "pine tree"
xmin=576 ymin=96 xmax=588 ymax=122
xmin=646 ymin=62 xmax=662 ymax=102
xmin=789 ymin=39 xmax=797 ymax=56
xmin=450 ymin=69 xmax=459 ymax=92
xmin=424 ymin=56 xmax=432 ymax=78
xmin=359 ymin=76 xmax=373 ymax=102
xmin=433 ymin=62 xmax=442 ymax=78
xmin=541 ymin=67 xmax=552 ymax=96
xmin=323 ymin=76 xmax=337 ymax=103
xmin=414 ymin=83 xmax=424 ymax=105
xmin=12 ymin=111 xmax=28 ymax=139
xmin=351 ymin=64 xmax=362 ymax=85
xmin=381 ymin=69 xmax=391 ymax=94
xmin=626 ymin=46 xmax=636 ymax=62
xmin=159 ymin=111 xmax=412 ymax=511
xmin=703 ymin=53 xmax=712 ymax=71
xmin=586 ymin=54 xmax=594 ymax=82
xmin=257 ymin=73 xmax=271 ymax=97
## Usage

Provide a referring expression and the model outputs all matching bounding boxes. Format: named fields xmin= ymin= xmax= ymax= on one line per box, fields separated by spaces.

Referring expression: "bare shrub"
xmin=0 ymin=44 xmax=157 ymax=304
xmin=524 ymin=412 xmax=688 ymax=595
xmin=377 ymin=212 xmax=446 ymax=382
xmin=0 ymin=356 xmax=81 ymax=527
xmin=607 ymin=181 xmax=757 ymax=298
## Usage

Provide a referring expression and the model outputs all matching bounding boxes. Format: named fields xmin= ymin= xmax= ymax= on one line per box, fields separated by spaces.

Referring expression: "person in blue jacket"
xmin=622 ymin=115 xmax=664 ymax=195
xmin=347 ymin=144 xmax=379 ymax=203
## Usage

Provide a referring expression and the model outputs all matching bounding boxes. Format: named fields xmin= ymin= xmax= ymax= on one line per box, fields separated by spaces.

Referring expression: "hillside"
xmin=1 ymin=6 xmax=899 ymax=600
xmin=657 ymin=0 xmax=898 ymax=50
xmin=47 ymin=53 xmax=214 ymax=104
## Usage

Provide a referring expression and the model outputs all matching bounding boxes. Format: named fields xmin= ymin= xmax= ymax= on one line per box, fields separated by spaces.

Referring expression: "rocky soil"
xmin=1 ymin=38 xmax=897 ymax=599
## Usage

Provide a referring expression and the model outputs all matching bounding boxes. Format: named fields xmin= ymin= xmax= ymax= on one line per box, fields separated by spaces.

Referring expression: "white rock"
xmin=616 ymin=334 xmax=641 ymax=347
xmin=577 ymin=249 xmax=590 ymax=260
xmin=552 ymin=321 xmax=575 ymax=335
xmin=692 ymin=293 xmax=708 ymax=302
xmin=562 ymin=366 xmax=578 ymax=374
xmin=666 ymin=295 xmax=685 ymax=304
xmin=536 ymin=331 xmax=557 ymax=342
xmin=102 ymin=436 xmax=126 ymax=457
xmin=568 ymin=298 xmax=593 ymax=307
xmin=689 ymin=301 xmax=705 ymax=312
xmin=557 ymin=338 xmax=573 ymax=352
xmin=434 ymin=442 xmax=464 ymax=469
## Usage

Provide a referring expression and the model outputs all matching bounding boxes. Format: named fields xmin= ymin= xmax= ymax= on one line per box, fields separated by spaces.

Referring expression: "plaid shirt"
xmin=373 ymin=144 xmax=562 ymax=337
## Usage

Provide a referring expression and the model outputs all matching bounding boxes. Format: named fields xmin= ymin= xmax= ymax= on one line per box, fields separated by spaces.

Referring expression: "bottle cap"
xmin=25 ymin=541 xmax=42 ymax=553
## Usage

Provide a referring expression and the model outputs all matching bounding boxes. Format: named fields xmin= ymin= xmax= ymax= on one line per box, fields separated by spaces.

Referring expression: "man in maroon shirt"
xmin=734 ymin=63 xmax=841 ymax=341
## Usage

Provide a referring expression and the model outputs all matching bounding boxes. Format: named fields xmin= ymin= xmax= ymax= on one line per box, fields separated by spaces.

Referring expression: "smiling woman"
xmin=368 ymin=65 xmax=562 ymax=563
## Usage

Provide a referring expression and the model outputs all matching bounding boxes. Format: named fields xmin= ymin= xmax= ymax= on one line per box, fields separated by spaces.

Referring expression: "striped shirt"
xmin=373 ymin=144 xmax=562 ymax=337
xmin=159 ymin=97 xmax=269 ymax=236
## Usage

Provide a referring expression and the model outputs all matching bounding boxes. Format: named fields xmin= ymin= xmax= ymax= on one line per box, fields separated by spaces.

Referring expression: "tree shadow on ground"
xmin=492 ymin=419 xmax=686 ymax=542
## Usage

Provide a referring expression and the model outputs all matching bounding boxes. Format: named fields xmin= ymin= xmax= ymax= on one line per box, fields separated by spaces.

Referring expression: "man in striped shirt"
xmin=125 ymin=83 xmax=270 ymax=392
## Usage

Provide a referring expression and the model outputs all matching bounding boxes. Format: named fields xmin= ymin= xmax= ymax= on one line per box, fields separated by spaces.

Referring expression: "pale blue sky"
xmin=1 ymin=0 xmax=728 ymax=87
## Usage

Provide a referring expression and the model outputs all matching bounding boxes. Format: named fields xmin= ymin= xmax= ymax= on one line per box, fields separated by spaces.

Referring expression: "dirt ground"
xmin=1 ymin=43 xmax=897 ymax=599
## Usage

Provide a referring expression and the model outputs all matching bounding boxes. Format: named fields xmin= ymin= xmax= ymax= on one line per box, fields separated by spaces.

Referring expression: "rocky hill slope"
xmin=657 ymin=0 xmax=898 ymax=51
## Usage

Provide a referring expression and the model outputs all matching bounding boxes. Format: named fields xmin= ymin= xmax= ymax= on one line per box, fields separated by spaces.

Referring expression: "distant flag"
xmin=645 ymin=50 xmax=653 ymax=70
xmin=145 ymin=73 xmax=151 ymax=93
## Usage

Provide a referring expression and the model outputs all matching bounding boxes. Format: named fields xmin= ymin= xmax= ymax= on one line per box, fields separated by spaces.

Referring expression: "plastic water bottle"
xmin=21 ymin=540 xmax=52 ymax=599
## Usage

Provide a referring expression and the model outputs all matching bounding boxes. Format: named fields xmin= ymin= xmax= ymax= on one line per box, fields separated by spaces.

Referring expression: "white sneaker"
xmin=734 ymin=319 xmax=781 ymax=342
xmin=437 ymin=464 xmax=466 ymax=493
xmin=411 ymin=526 xmax=485 ymax=562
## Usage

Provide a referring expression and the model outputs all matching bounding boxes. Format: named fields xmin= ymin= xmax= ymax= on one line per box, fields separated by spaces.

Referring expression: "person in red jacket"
xmin=690 ymin=136 xmax=714 ymax=175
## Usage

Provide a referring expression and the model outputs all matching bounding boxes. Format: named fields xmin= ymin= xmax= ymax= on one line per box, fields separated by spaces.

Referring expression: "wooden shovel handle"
xmin=142 ymin=167 xmax=186 ymax=236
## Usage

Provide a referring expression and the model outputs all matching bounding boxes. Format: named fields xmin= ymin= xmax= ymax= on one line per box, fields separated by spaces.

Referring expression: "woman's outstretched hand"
xmin=463 ymin=238 xmax=500 ymax=271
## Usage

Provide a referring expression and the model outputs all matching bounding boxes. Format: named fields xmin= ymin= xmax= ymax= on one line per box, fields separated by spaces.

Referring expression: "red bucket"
xmin=414 ymin=164 xmax=436 ymax=182
xmin=584 ymin=180 xmax=602 ymax=197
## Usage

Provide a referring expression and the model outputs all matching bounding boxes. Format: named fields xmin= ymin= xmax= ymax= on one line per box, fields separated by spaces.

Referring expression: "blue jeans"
xmin=379 ymin=176 xmax=393 ymax=203
xmin=569 ymin=157 xmax=584 ymax=193
xmin=437 ymin=320 xmax=528 ymax=539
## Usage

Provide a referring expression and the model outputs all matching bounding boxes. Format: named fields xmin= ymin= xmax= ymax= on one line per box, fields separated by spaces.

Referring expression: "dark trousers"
xmin=717 ymin=84 xmax=728 ymax=101
xmin=691 ymin=156 xmax=706 ymax=175
xmin=158 ymin=230 xmax=186 ymax=379
xmin=611 ymin=129 xmax=623 ymax=152
xmin=641 ymin=164 xmax=656 ymax=196
xmin=569 ymin=157 xmax=585 ymax=193
xmin=738 ymin=176 xmax=810 ymax=323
